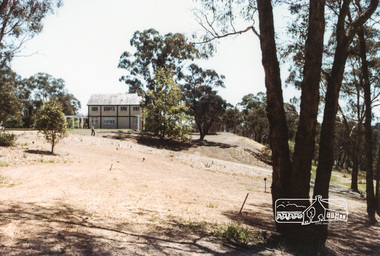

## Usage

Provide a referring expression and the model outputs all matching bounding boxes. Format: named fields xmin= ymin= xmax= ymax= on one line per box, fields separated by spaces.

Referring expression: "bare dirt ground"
xmin=0 ymin=130 xmax=379 ymax=255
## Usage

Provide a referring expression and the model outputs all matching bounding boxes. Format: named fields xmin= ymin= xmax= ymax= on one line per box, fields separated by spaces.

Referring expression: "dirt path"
xmin=0 ymin=131 xmax=378 ymax=255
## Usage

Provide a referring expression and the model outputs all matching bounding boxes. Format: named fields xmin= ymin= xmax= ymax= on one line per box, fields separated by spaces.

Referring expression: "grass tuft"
xmin=214 ymin=222 xmax=252 ymax=244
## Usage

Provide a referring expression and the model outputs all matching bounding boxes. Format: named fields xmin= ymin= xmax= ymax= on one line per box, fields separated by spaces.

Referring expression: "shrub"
xmin=0 ymin=133 xmax=17 ymax=147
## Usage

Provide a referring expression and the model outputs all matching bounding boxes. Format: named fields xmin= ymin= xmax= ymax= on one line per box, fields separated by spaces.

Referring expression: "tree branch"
xmin=193 ymin=26 xmax=259 ymax=44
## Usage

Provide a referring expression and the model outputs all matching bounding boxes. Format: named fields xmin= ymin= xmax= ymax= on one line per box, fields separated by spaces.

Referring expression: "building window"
xmin=132 ymin=117 xmax=138 ymax=125
xmin=104 ymin=117 xmax=115 ymax=125
xmin=91 ymin=117 xmax=98 ymax=124
xmin=132 ymin=106 xmax=140 ymax=112
xmin=120 ymin=107 xmax=128 ymax=111
xmin=104 ymin=106 xmax=115 ymax=112
xmin=91 ymin=107 xmax=98 ymax=111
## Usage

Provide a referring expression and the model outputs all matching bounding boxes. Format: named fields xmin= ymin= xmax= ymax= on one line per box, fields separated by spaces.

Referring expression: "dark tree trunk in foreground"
xmin=257 ymin=0 xmax=292 ymax=209
xmin=257 ymin=0 xmax=378 ymax=249
xmin=358 ymin=25 xmax=377 ymax=224
xmin=257 ymin=0 xmax=325 ymax=245
xmin=291 ymin=0 xmax=325 ymax=201
xmin=314 ymin=0 xmax=378 ymax=241
xmin=377 ymin=139 xmax=380 ymax=216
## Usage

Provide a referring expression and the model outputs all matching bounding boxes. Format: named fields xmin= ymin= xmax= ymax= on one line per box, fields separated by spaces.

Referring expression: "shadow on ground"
xmin=327 ymin=211 xmax=380 ymax=255
xmin=222 ymin=202 xmax=380 ymax=256
xmin=100 ymin=130 xmax=237 ymax=151
xmin=223 ymin=202 xmax=276 ymax=232
xmin=0 ymin=202 xmax=277 ymax=255
xmin=24 ymin=149 xmax=56 ymax=156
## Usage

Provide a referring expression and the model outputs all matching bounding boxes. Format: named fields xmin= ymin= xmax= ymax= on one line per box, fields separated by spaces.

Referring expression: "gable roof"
xmin=87 ymin=93 xmax=142 ymax=106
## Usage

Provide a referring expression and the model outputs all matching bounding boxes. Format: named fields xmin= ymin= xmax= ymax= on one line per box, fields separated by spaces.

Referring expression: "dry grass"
xmin=0 ymin=130 xmax=378 ymax=255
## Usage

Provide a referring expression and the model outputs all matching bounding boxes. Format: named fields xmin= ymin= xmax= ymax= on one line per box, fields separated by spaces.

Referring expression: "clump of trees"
xmin=194 ymin=0 xmax=379 ymax=251
xmin=0 ymin=72 xmax=81 ymax=129
xmin=0 ymin=1 xmax=79 ymax=130
xmin=0 ymin=67 xmax=21 ymax=123
xmin=119 ymin=29 xmax=227 ymax=141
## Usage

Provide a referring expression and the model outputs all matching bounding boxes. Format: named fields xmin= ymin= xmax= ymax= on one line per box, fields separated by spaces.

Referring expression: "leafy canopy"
xmin=0 ymin=0 xmax=61 ymax=65
xmin=118 ymin=28 xmax=207 ymax=94
xmin=34 ymin=99 xmax=67 ymax=153
xmin=0 ymin=67 xmax=22 ymax=122
xmin=182 ymin=63 xmax=226 ymax=140
xmin=22 ymin=72 xmax=81 ymax=115
xmin=143 ymin=67 xmax=192 ymax=140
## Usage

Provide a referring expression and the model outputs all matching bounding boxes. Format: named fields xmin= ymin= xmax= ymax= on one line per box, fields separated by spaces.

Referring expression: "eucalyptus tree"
xmin=239 ymin=92 xmax=269 ymax=143
xmin=18 ymin=73 xmax=80 ymax=128
xmin=222 ymin=106 xmax=243 ymax=134
xmin=195 ymin=0 xmax=379 ymax=249
xmin=0 ymin=0 xmax=61 ymax=65
xmin=118 ymin=28 xmax=207 ymax=95
xmin=143 ymin=67 xmax=192 ymax=140
xmin=338 ymin=24 xmax=380 ymax=193
xmin=182 ymin=63 xmax=227 ymax=140
xmin=0 ymin=67 xmax=21 ymax=122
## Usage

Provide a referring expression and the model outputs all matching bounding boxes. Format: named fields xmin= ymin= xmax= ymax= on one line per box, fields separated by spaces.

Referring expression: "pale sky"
xmin=11 ymin=0 xmax=295 ymax=115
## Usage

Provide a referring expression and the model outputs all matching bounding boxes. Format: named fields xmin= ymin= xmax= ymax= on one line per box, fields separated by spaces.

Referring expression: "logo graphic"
xmin=275 ymin=195 xmax=348 ymax=225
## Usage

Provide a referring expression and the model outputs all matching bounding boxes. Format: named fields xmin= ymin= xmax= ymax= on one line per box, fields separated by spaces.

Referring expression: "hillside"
xmin=0 ymin=130 xmax=378 ymax=255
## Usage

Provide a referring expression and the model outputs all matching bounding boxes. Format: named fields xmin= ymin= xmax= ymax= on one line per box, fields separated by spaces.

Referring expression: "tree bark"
xmin=376 ymin=134 xmax=380 ymax=216
xmin=257 ymin=0 xmax=326 ymax=245
xmin=314 ymin=0 xmax=379 ymax=240
xmin=257 ymin=1 xmax=292 ymax=210
xmin=351 ymin=150 xmax=359 ymax=191
xmin=340 ymin=105 xmax=363 ymax=192
xmin=358 ymin=25 xmax=377 ymax=224
xmin=291 ymin=0 xmax=325 ymax=200
xmin=314 ymin=0 xmax=351 ymax=200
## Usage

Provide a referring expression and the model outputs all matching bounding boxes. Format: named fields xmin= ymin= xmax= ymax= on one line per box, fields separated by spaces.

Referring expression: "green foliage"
xmin=182 ymin=64 xmax=227 ymax=140
xmin=21 ymin=72 xmax=81 ymax=114
xmin=0 ymin=68 xmax=22 ymax=122
xmin=222 ymin=106 xmax=243 ymax=133
xmin=143 ymin=67 xmax=192 ymax=140
xmin=239 ymin=92 xmax=269 ymax=144
xmin=4 ymin=72 xmax=81 ymax=128
xmin=3 ymin=116 xmax=24 ymax=128
xmin=238 ymin=92 xmax=299 ymax=144
xmin=118 ymin=28 xmax=206 ymax=94
xmin=0 ymin=0 xmax=61 ymax=65
xmin=214 ymin=222 xmax=252 ymax=244
xmin=0 ymin=133 xmax=17 ymax=147
xmin=34 ymin=99 xmax=67 ymax=153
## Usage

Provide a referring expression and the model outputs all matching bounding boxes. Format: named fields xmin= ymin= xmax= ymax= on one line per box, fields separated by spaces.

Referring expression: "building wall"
xmin=88 ymin=105 xmax=142 ymax=130
xmin=118 ymin=106 xmax=130 ymax=116
xmin=101 ymin=106 xmax=117 ymax=117
xmin=118 ymin=117 xmax=130 ymax=129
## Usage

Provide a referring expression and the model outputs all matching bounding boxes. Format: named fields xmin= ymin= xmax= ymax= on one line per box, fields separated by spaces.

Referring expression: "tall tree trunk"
xmin=358 ymin=25 xmax=377 ymax=224
xmin=339 ymin=97 xmax=363 ymax=192
xmin=376 ymin=135 xmax=380 ymax=216
xmin=351 ymin=150 xmax=359 ymax=191
xmin=196 ymin=119 xmax=205 ymax=140
xmin=292 ymin=0 xmax=325 ymax=200
xmin=352 ymin=101 xmax=364 ymax=191
xmin=314 ymin=0 xmax=351 ymax=200
xmin=314 ymin=0 xmax=378 ymax=241
xmin=257 ymin=0 xmax=292 ymax=216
